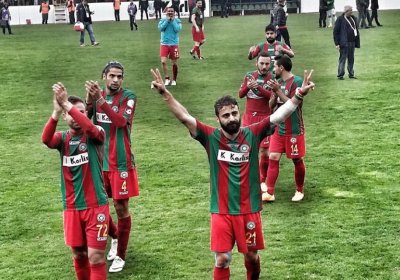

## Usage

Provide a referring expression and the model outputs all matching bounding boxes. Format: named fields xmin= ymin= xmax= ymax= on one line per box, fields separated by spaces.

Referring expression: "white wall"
xmin=301 ymin=0 xmax=400 ymax=14
xmin=8 ymin=0 xmax=210 ymax=25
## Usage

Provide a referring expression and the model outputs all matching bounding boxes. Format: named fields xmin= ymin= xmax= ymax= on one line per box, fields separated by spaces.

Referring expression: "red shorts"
xmin=103 ymin=168 xmax=139 ymax=200
xmin=269 ymin=132 xmax=306 ymax=158
xmin=160 ymin=45 xmax=180 ymax=60
xmin=211 ymin=213 xmax=265 ymax=254
xmin=63 ymin=204 xmax=110 ymax=250
xmin=191 ymin=26 xmax=205 ymax=43
xmin=242 ymin=113 xmax=270 ymax=149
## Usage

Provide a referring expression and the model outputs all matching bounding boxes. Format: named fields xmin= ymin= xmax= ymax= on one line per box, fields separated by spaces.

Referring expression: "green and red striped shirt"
xmin=194 ymin=118 xmax=274 ymax=215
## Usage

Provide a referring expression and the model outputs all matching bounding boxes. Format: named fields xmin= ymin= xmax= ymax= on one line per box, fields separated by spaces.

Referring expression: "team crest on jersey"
xmin=125 ymin=109 xmax=132 ymax=115
xmin=79 ymin=143 xmax=87 ymax=152
xmin=285 ymin=89 xmax=289 ymax=95
xmin=239 ymin=144 xmax=250 ymax=153
xmin=120 ymin=171 xmax=128 ymax=179
xmin=112 ymin=106 xmax=119 ymax=112
xmin=127 ymin=99 xmax=135 ymax=108
xmin=97 ymin=213 xmax=106 ymax=222
xmin=290 ymin=137 xmax=297 ymax=144
xmin=247 ymin=221 xmax=256 ymax=230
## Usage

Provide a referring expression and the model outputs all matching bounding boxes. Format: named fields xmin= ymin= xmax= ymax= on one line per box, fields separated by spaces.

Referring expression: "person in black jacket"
xmin=274 ymin=0 xmax=291 ymax=48
xmin=333 ymin=5 xmax=360 ymax=80
xmin=172 ymin=0 xmax=180 ymax=18
xmin=154 ymin=0 xmax=162 ymax=20
xmin=139 ymin=0 xmax=148 ymax=20
xmin=370 ymin=0 xmax=382 ymax=26
xmin=319 ymin=0 xmax=327 ymax=28
xmin=76 ymin=0 xmax=99 ymax=47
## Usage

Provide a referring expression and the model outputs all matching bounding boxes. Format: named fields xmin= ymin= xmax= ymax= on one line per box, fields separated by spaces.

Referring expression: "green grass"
xmin=1 ymin=11 xmax=400 ymax=279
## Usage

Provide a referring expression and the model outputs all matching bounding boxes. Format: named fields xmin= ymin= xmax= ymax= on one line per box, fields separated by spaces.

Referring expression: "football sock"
xmin=117 ymin=216 xmax=131 ymax=260
xmin=89 ymin=262 xmax=106 ymax=280
xmin=266 ymin=159 xmax=280 ymax=195
xmin=199 ymin=41 xmax=204 ymax=47
xmin=108 ymin=216 xmax=118 ymax=239
xmin=213 ymin=266 xmax=230 ymax=280
xmin=194 ymin=46 xmax=201 ymax=58
xmin=73 ymin=256 xmax=90 ymax=280
xmin=259 ymin=154 xmax=269 ymax=183
xmin=172 ymin=64 xmax=178 ymax=81
xmin=245 ymin=256 xmax=261 ymax=280
xmin=294 ymin=159 xmax=305 ymax=193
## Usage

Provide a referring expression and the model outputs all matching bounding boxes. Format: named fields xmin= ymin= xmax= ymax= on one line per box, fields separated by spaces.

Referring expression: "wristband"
xmin=96 ymin=97 xmax=106 ymax=106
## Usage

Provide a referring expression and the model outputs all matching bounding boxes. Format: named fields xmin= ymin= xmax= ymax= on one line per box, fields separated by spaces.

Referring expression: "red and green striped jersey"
xmin=192 ymin=7 xmax=203 ymax=27
xmin=276 ymin=75 xmax=304 ymax=136
xmin=42 ymin=108 xmax=108 ymax=211
xmin=250 ymin=41 xmax=292 ymax=72
xmin=92 ymin=88 xmax=137 ymax=172
xmin=194 ymin=118 xmax=275 ymax=215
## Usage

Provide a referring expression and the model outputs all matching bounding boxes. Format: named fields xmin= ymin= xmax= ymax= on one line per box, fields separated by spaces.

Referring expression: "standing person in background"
xmin=172 ymin=0 xmax=181 ymax=18
xmin=39 ymin=0 xmax=50 ymax=24
xmin=128 ymin=0 xmax=138 ymax=30
xmin=85 ymin=61 xmax=139 ymax=273
xmin=158 ymin=6 xmax=182 ymax=86
xmin=1 ymin=3 xmax=12 ymax=35
xmin=67 ymin=0 xmax=75 ymax=24
xmin=149 ymin=66 xmax=315 ymax=280
xmin=274 ymin=0 xmax=291 ymax=48
xmin=189 ymin=0 xmax=205 ymax=60
xmin=139 ymin=0 xmax=149 ymax=20
xmin=263 ymin=55 xmax=310 ymax=203
xmin=319 ymin=0 xmax=327 ymax=28
xmin=370 ymin=0 xmax=382 ymax=26
xmin=154 ymin=0 xmax=162 ymax=20
xmin=239 ymin=52 xmax=274 ymax=194
xmin=42 ymin=84 xmax=109 ymax=280
xmin=113 ymin=0 xmax=121 ymax=21
xmin=76 ymin=0 xmax=100 ymax=47
xmin=220 ymin=0 xmax=230 ymax=18
xmin=326 ymin=0 xmax=336 ymax=27
xmin=333 ymin=5 xmax=360 ymax=80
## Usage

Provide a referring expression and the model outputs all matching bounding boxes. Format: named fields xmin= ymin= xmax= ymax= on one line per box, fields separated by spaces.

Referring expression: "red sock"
xmin=89 ymin=262 xmax=106 ymax=280
xmin=108 ymin=215 xmax=118 ymax=239
xmin=294 ymin=159 xmax=305 ymax=193
xmin=259 ymin=154 xmax=269 ymax=183
xmin=194 ymin=46 xmax=201 ymax=58
xmin=117 ymin=216 xmax=131 ymax=260
xmin=213 ymin=267 xmax=230 ymax=280
xmin=73 ymin=256 xmax=90 ymax=280
xmin=172 ymin=64 xmax=178 ymax=81
xmin=245 ymin=256 xmax=261 ymax=280
xmin=266 ymin=159 xmax=279 ymax=195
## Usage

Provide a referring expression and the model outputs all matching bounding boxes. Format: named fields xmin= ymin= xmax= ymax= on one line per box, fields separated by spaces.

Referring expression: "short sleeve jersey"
xmin=194 ymin=118 xmax=275 ymax=215
xmin=276 ymin=75 xmax=304 ymax=136
xmin=192 ymin=7 xmax=203 ymax=27
xmin=252 ymin=41 xmax=292 ymax=73
xmin=92 ymin=88 xmax=137 ymax=172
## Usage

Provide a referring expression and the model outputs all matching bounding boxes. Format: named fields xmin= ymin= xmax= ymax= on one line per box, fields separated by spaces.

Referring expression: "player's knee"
xmin=88 ymin=249 xmax=105 ymax=265
xmin=215 ymin=252 xmax=232 ymax=268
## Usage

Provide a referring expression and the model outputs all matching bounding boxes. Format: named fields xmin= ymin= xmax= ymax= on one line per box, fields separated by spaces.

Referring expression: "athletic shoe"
xmin=107 ymin=239 xmax=118 ymax=261
xmin=262 ymin=192 xmax=275 ymax=202
xmin=291 ymin=191 xmax=304 ymax=202
xmin=199 ymin=56 xmax=205 ymax=60
xmin=164 ymin=79 xmax=171 ymax=86
xmin=189 ymin=50 xmax=196 ymax=59
xmin=92 ymin=42 xmax=100 ymax=46
xmin=171 ymin=80 xmax=176 ymax=86
xmin=80 ymin=44 xmax=85 ymax=47
xmin=109 ymin=256 xmax=125 ymax=273
xmin=260 ymin=182 xmax=267 ymax=193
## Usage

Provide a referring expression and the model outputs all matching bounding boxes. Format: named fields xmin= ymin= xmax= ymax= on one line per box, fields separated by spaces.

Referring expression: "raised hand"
xmin=299 ymin=70 xmax=315 ymax=96
xmin=150 ymin=68 xmax=167 ymax=95
xmin=266 ymin=79 xmax=281 ymax=93
xmin=52 ymin=82 xmax=68 ymax=106
xmin=85 ymin=80 xmax=102 ymax=101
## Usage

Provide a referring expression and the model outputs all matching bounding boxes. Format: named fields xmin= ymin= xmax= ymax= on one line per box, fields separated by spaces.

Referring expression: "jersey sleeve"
xmin=68 ymin=106 xmax=105 ymax=143
xmin=238 ymin=74 xmax=250 ymax=98
xmin=99 ymin=91 xmax=136 ymax=128
xmin=41 ymin=117 xmax=63 ymax=149
xmin=193 ymin=119 xmax=214 ymax=148
xmin=248 ymin=116 xmax=275 ymax=141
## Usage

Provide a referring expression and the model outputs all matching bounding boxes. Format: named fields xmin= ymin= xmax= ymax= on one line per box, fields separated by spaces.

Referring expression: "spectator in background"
xmin=172 ymin=0 xmax=180 ymax=18
xmin=127 ymin=0 xmax=138 ymax=30
xmin=274 ymin=0 xmax=291 ymax=48
xmin=154 ymin=0 xmax=162 ymax=20
xmin=1 ymin=3 xmax=12 ymax=35
xmin=319 ymin=0 xmax=327 ymax=28
xmin=114 ymin=0 xmax=121 ymax=21
xmin=39 ymin=0 xmax=50 ymax=24
xmin=220 ymin=0 xmax=230 ymax=18
xmin=76 ymin=0 xmax=100 ymax=47
xmin=364 ymin=0 xmax=374 ymax=27
xmin=67 ymin=0 xmax=75 ymax=24
xmin=139 ymin=0 xmax=149 ymax=20
xmin=370 ymin=0 xmax=382 ymax=26
xmin=326 ymin=0 xmax=336 ymax=27
xmin=333 ymin=5 xmax=360 ymax=80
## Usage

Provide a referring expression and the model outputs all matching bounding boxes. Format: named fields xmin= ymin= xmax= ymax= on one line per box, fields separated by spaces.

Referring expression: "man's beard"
xmin=107 ymin=84 xmax=120 ymax=93
xmin=266 ymin=38 xmax=275 ymax=43
xmin=221 ymin=120 xmax=241 ymax=135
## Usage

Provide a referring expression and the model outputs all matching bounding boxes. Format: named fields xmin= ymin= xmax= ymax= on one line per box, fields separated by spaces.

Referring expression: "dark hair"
xmin=68 ymin=95 xmax=84 ymax=105
xmin=257 ymin=52 xmax=270 ymax=61
xmin=101 ymin=61 xmax=124 ymax=78
xmin=214 ymin=95 xmax=239 ymax=116
xmin=265 ymin=24 xmax=276 ymax=33
xmin=274 ymin=54 xmax=292 ymax=71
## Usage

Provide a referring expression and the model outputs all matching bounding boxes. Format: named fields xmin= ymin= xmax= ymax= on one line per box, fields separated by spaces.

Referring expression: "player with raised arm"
xmin=42 ymin=83 xmax=109 ymax=280
xmin=149 ymin=67 xmax=314 ymax=279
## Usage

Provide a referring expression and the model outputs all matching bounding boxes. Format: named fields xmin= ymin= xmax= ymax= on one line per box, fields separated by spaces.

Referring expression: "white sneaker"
xmin=292 ymin=191 xmax=304 ymax=202
xmin=262 ymin=192 xmax=275 ymax=202
xmin=164 ymin=79 xmax=171 ymax=86
xmin=171 ymin=80 xmax=176 ymax=86
xmin=109 ymin=256 xmax=125 ymax=273
xmin=107 ymin=239 xmax=118 ymax=261
xmin=260 ymin=182 xmax=267 ymax=193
